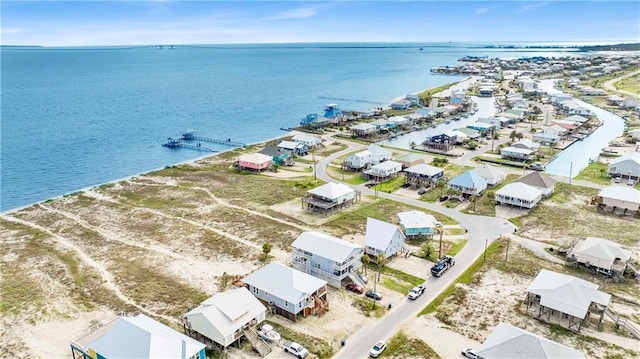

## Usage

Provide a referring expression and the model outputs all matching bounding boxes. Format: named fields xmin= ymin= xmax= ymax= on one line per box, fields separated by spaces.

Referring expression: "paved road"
xmin=315 ymin=139 xmax=515 ymax=358
xmin=603 ymin=69 xmax=640 ymax=99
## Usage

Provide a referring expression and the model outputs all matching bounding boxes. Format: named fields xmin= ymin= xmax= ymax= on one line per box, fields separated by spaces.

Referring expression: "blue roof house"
xmin=448 ymin=171 xmax=488 ymax=196
xmin=70 ymin=313 xmax=206 ymax=359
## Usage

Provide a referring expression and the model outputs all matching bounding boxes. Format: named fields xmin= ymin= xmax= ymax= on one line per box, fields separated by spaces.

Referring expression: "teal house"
xmin=259 ymin=146 xmax=292 ymax=166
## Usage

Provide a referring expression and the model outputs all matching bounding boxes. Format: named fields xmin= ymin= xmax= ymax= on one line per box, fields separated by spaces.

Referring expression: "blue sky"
xmin=1 ymin=1 xmax=638 ymax=46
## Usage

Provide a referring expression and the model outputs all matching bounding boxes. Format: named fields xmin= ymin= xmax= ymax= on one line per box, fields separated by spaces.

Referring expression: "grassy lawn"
xmin=442 ymin=163 xmax=474 ymax=179
xmin=380 ymin=331 xmax=441 ymax=359
xmin=614 ymin=73 xmax=640 ymax=95
xmin=462 ymin=174 xmax=520 ymax=216
xmin=265 ymin=321 xmax=334 ymax=359
xmin=325 ymin=165 xmax=368 ymax=185
xmin=574 ymin=161 xmax=613 ymax=185
xmin=372 ymin=176 xmax=405 ymax=193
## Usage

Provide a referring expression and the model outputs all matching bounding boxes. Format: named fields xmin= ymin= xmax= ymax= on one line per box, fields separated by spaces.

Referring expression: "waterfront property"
xmin=236 ymin=153 xmax=274 ymax=172
xmin=403 ymin=163 xmax=444 ymax=188
xmin=343 ymin=149 xmax=373 ymax=171
xmin=302 ymin=182 xmax=360 ymax=215
xmin=258 ymin=146 xmax=293 ymax=166
xmin=290 ymin=231 xmax=364 ymax=288
xmin=495 ymin=182 xmax=542 ymax=209
xmin=500 ymin=146 xmax=534 ymax=162
xmin=70 ymin=313 xmax=206 ymax=359
xmin=423 ymin=130 xmax=458 ymax=152
xmin=596 ymin=186 xmax=640 ymax=213
xmin=363 ymin=160 xmax=403 ymax=183
xmin=368 ymin=144 xmax=392 ymax=164
xmin=396 ymin=210 xmax=439 ymax=238
xmin=387 ymin=115 xmax=412 ymax=129
xmin=364 ymin=217 xmax=406 ymax=260
xmin=277 ymin=140 xmax=308 ymax=156
xmin=447 ymin=171 xmax=487 ymax=196
xmin=511 ymin=140 xmax=540 ymax=152
xmin=182 ymin=287 xmax=267 ymax=353
xmin=292 ymin=134 xmax=323 ymax=149
xmin=566 ymin=237 xmax=632 ymax=277
xmin=242 ymin=262 xmax=328 ymax=322
xmin=532 ymin=130 xmax=560 ymax=145
xmin=607 ymin=152 xmax=640 ymax=179
xmin=524 ymin=269 xmax=611 ymax=332
xmin=515 ymin=172 xmax=557 ymax=197
xmin=473 ymin=322 xmax=586 ymax=359
xmin=395 ymin=152 xmax=424 ymax=168
xmin=470 ymin=164 xmax=507 ymax=186
xmin=350 ymin=123 xmax=378 ymax=138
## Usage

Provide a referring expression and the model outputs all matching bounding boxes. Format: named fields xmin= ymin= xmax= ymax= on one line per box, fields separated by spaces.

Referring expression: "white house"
xmin=363 ymin=160 xmax=403 ymax=182
xmin=516 ymin=172 xmax=557 ymax=197
xmin=568 ymin=237 xmax=632 ymax=275
xmin=597 ymin=186 xmax=640 ymax=212
xmin=607 ymin=152 xmax=640 ymax=179
xmin=364 ymin=217 xmax=406 ymax=260
xmin=350 ymin=123 xmax=377 ymax=137
xmin=500 ymin=146 xmax=535 ymax=161
xmin=387 ymin=115 xmax=411 ymax=128
xmin=303 ymin=182 xmax=359 ymax=214
xmin=511 ymin=139 xmax=540 ymax=152
xmin=70 ymin=313 xmax=206 ymax=359
xmin=290 ymin=231 xmax=364 ymax=288
xmin=470 ymin=164 xmax=507 ymax=186
xmin=291 ymin=134 xmax=322 ymax=148
xmin=495 ymin=182 xmax=543 ymax=209
xmin=182 ymin=287 xmax=266 ymax=349
xmin=344 ymin=150 xmax=372 ymax=170
xmin=474 ymin=322 xmax=586 ymax=359
xmin=396 ymin=211 xmax=439 ymax=238
xmin=368 ymin=144 xmax=392 ymax=164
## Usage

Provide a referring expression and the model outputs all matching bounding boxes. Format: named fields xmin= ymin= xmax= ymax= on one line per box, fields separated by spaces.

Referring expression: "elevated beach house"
xmin=343 ymin=149 xmax=372 ymax=171
xmin=403 ymin=163 xmax=444 ymax=188
xmin=515 ymin=171 xmax=557 ymax=197
xmin=258 ymin=146 xmax=292 ymax=166
xmin=395 ymin=152 xmax=424 ymax=168
xmin=596 ymin=186 xmax=640 ymax=213
xmin=500 ymin=146 xmax=535 ymax=161
xmin=290 ymin=231 xmax=364 ymax=288
xmin=567 ymin=237 xmax=632 ymax=277
xmin=368 ymin=144 xmax=393 ymax=164
xmin=495 ymin=182 xmax=543 ymax=209
xmin=525 ymin=269 xmax=611 ymax=332
xmin=447 ymin=171 xmax=487 ymax=196
xmin=363 ymin=160 xmax=403 ymax=183
xmin=242 ymin=262 xmax=328 ymax=322
xmin=302 ymin=182 xmax=360 ymax=215
xmin=350 ymin=123 xmax=377 ymax=138
xmin=292 ymin=134 xmax=322 ymax=149
xmin=236 ymin=153 xmax=273 ymax=172
xmin=474 ymin=322 xmax=586 ymax=359
xmin=396 ymin=210 xmax=439 ymax=238
xmin=70 ymin=313 xmax=206 ymax=359
xmin=365 ymin=217 xmax=406 ymax=260
xmin=182 ymin=287 xmax=267 ymax=353
xmin=277 ymin=140 xmax=308 ymax=156
xmin=607 ymin=152 xmax=640 ymax=179
xmin=470 ymin=164 xmax=507 ymax=186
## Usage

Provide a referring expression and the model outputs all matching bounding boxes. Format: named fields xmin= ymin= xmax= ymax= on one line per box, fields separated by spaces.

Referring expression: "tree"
xmin=467 ymin=140 xmax=479 ymax=150
xmin=509 ymin=130 xmax=517 ymax=141
xmin=376 ymin=253 xmax=388 ymax=283
xmin=436 ymin=178 xmax=446 ymax=195
xmin=515 ymin=132 xmax=524 ymax=140
xmin=262 ymin=242 xmax=272 ymax=261
xmin=361 ymin=254 xmax=370 ymax=275
xmin=410 ymin=141 xmax=417 ymax=150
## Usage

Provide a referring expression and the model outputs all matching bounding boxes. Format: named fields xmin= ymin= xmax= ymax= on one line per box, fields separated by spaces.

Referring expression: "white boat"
xmin=257 ymin=324 xmax=281 ymax=343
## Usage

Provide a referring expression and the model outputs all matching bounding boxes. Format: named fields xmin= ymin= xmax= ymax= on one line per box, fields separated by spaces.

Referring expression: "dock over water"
xmin=161 ymin=131 xmax=245 ymax=152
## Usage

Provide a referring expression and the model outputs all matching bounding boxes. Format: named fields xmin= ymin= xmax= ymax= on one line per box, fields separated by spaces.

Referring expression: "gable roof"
xmin=368 ymin=144 xmax=392 ymax=157
xmin=610 ymin=151 xmax=640 ymax=166
xmin=351 ymin=123 xmax=377 ymax=131
xmin=448 ymin=171 xmax=487 ymax=189
xmin=598 ymin=186 xmax=640 ymax=204
xmin=563 ymin=114 xmax=589 ymax=123
xmin=371 ymin=160 xmax=402 ymax=171
xmin=242 ymin=262 xmax=327 ymax=304
xmin=307 ymin=182 xmax=355 ymax=200
xmin=475 ymin=322 xmax=586 ymax=359
xmin=183 ymin=287 xmax=265 ymax=339
xmin=396 ymin=211 xmax=438 ymax=229
xmin=278 ymin=140 xmax=305 ymax=150
xmin=349 ymin=150 xmax=372 ymax=159
xmin=238 ymin=153 xmax=273 ymax=164
xmin=259 ymin=146 xmax=290 ymax=157
xmin=575 ymin=237 xmax=631 ymax=264
xmin=404 ymin=163 xmax=444 ymax=177
xmin=527 ymin=269 xmax=611 ymax=318
xmin=516 ymin=172 xmax=557 ymax=189
xmin=292 ymin=231 xmax=363 ymax=263
xmin=395 ymin=152 xmax=424 ymax=164
xmin=292 ymin=134 xmax=321 ymax=144
xmin=495 ymin=182 xmax=542 ymax=201
xmin=365 ymin=218 xmax=405 ymax=251
xmin=87 ymin=314 xmax=205 ymax=359
xmin=471 ymin=164 xmax=507 ymax=182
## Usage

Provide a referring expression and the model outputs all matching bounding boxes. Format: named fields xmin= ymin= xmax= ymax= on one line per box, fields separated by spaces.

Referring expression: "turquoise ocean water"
xmin=1 ymin=42 xmax=580 ymax=211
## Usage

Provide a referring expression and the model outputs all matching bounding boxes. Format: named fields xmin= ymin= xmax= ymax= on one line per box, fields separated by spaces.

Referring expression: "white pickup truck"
xmin=408 ymin=284 xmax=426 ymax=300
xmin=283 ymin=340 xmax=309 ymax=359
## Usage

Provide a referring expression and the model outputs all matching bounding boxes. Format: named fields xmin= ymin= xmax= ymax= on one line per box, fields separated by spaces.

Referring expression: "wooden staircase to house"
xmin=242 ymin=326 xmax=272 ymax=357
xmin=313 ymin=294 xmax=329 ymax=316
xmin=604 ymin=308 xmax=640 ymax=339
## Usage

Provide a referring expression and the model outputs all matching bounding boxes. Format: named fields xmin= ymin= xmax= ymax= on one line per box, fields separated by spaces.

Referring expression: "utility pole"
xmin=437 ymin=224 xmax=444 ymax=259
xmin=312 ymin=152 xmax=317 ymax=182
xmin=505 ymin=237 xmax=510 ymax=262
xmin=569 ymin=161 xmax=573 ymax=185
xmin=483 ymin=238 xmax=488 ymax=263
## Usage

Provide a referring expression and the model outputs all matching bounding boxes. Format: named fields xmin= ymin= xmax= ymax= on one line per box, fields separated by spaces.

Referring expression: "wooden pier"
xmin=162 ymin=137 xmax=217 ymax=152
xmin=181 ymin=131 xmax=245 ymax=147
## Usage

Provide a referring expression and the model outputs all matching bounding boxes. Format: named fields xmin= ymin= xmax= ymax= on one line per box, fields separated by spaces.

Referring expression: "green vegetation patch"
xmin=325 ymin=165 xmax=368 ymax=185
xmin=265 ymin=320 xmax=334 ymax=359
xmin=371 ymin=176 xmax=406 ymax=193
xmin=462 ymin=174 xmax=519 ymax=216
xmin=351 ymin=296 xmax=389 ymax=318
xmin=380 ymin=330 xmax=441 ymax=359
xmin=574 ymin=161 xmax=614 ymax=185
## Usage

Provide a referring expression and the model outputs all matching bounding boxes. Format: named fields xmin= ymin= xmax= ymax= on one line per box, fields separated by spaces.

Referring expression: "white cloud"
xmin=261 ymin=7 xmax=318 ymax=21
xmin=518 ymin=2 xmax=549 ymax=13
xmin=474 ymin=7 xmax=489 ymax=15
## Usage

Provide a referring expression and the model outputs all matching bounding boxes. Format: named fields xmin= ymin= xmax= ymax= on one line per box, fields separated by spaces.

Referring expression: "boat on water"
xmin=257 ymin=324 xmax=281 ymax=343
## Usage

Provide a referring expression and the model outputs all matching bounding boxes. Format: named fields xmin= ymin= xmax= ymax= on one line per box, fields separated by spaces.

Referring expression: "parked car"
xmin=408 ymin=284 xmax=426 ymax=300
xmin=614 ymin=176 xmax=622 ymax=183
xmin=346 ymin=283 xmax=364 ymax=294
xmin=628 ymin=179 xmax=636 ymax=186
xmin=418 ymin=189 xmax=427 ymax=195
xmin=439 ymin=195 xmax=449 ymax=202
xmin=283 ymin=341 xmax=309 ymax=359
xmin=370 ymin=340 xmax=387 ymax=358
xmin=461 ymin=348 xmax=478 ymax=359
xmin=365 ymin=290 xmax=383 ymax=301
xmin=358 ymin=274 xmax=369 ymax=284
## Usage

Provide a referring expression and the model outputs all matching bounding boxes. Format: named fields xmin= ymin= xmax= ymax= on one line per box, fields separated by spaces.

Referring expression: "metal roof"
xmin=610 ymin=151 xmax=640 ymax=165
xmin=495 ymin=183 xmax=542 ymax=201
xmin=598 ymin=186 xmax=640 ymax=203
xmin=307 ymin=182 xmax=355 ymax=200
xmin=396 ymin=211 xmax=438 ymax=229
xmin=365 ymin=217 xmax=405 ymax=252
xmin=292 ymin=231 xmax=363 ymax=263
xmin=576 ymin=237 xmax=632 ymax=263
xmin=183 ymin=287 xmax=266 ymax=339
xmin=238 ymin=153 xmax=273 ymax=164
xmin=87 ymin=314 xmax=205 ymax=359
xmin=242 ymin=262 xmax=327 ymax=304
xmin=471 ymin=164 xmax=507 ymax=183
xmin=475 ymin=322 xmax=586 ymax=359
xmin=527 ymin=269 xmax=611 ymax=319
xmin=448 ymin=171 xmax=487 ymax=189
xmin=516 ymin=172 xmax=557 ymax=189
xmin=404 ymin=163 xmax=443 ymax=177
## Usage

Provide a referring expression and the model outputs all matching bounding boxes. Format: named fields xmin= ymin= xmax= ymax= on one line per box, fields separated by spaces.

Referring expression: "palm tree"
xmin=361 ymin=254 xmax=370 ymax=275
xmin=376 ymin=253 xmax=388 ymax=283
xmin=509 ymin=130 xmax=517 ymax=141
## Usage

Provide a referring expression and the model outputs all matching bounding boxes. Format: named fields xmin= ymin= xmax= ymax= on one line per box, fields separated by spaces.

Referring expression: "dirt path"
xmin=1 ymin=215 xmax=179 ymax=324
